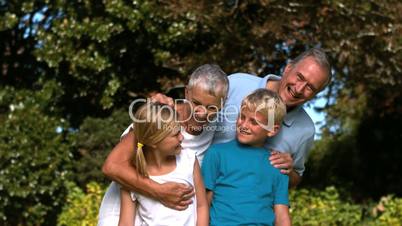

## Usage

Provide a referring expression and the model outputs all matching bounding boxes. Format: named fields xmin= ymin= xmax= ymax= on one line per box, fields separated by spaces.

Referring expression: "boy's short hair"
xmin=241 ymin=88 xmax=286 ymax=127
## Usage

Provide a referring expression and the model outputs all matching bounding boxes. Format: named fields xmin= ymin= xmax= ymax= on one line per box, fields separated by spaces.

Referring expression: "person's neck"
xmin=250 ymin=141 xmax=265 ymax=148
xmin=239 ymin=139 xmax=266 ymax=148
xmin=176 ymin=104 xmax=204 ymax=135
xmin=286 ymin=105 xmax=297 ymax=112
xmin=144 ymin=149 xmax=173 ymax=170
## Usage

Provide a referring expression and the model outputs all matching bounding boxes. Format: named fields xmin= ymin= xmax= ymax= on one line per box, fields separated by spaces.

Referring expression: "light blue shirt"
xmin=213 ymin=73 xmax=315 ymax=176
xmin=202 ymin=140 xmax=289 ymax=226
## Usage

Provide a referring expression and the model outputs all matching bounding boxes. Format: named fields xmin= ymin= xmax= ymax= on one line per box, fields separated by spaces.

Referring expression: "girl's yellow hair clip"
xmin=137 ymin=142 xmax=144 ymax=150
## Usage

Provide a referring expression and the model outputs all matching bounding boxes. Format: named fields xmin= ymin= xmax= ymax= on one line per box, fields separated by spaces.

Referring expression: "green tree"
xmin=3 ymin=0 xmax=401 ymax=127
xmin=0 ymin=82 xmax=73 ymax=226
xmin=71 ymin=108 xmax=131 ymax=187
xmin=0 ymin=1 xmax=53 ymax=88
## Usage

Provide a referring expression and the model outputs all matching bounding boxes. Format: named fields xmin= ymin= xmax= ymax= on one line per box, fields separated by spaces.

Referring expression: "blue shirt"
xmin=202 ymin=140 xmax=289 ymax=226
xmin=213 ymin=73 xmax=315 ymax=176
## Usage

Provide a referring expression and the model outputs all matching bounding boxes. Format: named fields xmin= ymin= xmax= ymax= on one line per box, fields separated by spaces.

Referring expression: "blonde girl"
xmin=118 ymin=102 xmax=208 ymax=226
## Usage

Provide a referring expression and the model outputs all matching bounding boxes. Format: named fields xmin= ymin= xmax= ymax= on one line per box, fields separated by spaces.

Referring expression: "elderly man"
xmin=98 ymin=64 xmax=229 ymax=226
xmin=213 ymin=47 xmax=331 ymax=187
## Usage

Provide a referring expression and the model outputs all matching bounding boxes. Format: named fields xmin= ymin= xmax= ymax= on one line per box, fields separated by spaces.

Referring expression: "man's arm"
xmin=288 ymin=169 xmax=302 ymax=188
xmin=282 ymin=135 xmax=315 ymax=188
xmin=269 ymin=151 xmax=301 ymax=188
xmin=102 ymin=130 xmax=194 ymax=210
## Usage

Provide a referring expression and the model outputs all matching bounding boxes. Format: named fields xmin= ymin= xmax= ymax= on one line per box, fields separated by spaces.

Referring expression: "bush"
xmin=290 ymin=187 xmax=402 ymax=225
xmin=57 ymin=182 xmax=105 ymax=226
xmin=290 ymin=186 xmax=362 ymax=225
xmin=367 ymin=195 xmax=402 ymax=226
xmin=55 ymin=183 xmax=402 ymax=225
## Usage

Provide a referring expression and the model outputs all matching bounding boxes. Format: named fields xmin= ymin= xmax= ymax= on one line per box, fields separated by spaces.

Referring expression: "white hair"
xmin=187 ymin=64 xmax=229 ymax=100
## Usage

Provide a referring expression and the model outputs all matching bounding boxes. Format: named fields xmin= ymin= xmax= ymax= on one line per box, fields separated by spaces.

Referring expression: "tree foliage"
xmin=57 ymin=181 xmax=104 ymax=226
xmin=2 ymin=0 xmax=401 ymax=124
xmin=70 ymin=108 xmax=131 ymax=187
xmin=0 ymin=82 xmax=72 ymax=225
xmin=0 ymin=0 xmax=401 ymax=224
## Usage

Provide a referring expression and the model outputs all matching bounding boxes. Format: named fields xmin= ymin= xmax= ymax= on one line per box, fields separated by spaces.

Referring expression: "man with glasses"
xmin=97 ymin=64 xmax=228 ymax=226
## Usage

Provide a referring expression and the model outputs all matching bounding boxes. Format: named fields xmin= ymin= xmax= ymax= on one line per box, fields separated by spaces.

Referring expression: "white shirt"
xmin=181 ymin=123 xmax=215 ymax=166
xmin=97 ymin=181 xmax=121 ymax=226
xmin=130 ymin=151 xmax=197 ymax=226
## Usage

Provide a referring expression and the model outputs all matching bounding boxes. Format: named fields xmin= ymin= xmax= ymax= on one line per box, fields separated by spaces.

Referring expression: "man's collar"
xmin=283 ymin=105 xmax=303 ymax=127
xmin=259 ymin=74 xmax=281 ymax=89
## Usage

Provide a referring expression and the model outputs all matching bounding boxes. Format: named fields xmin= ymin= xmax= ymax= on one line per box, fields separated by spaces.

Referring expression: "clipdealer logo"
xmin=128 ymin=98 xmax=275 ymax=131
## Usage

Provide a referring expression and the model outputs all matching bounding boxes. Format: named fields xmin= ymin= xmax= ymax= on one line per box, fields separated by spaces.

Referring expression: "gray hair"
xmin=187 ymin=64 xmax=229 ymax=100
xmin=290 ymin=47 xmax=332 ymax=88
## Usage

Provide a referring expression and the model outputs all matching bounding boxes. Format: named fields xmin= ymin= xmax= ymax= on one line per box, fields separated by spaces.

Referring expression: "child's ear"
xmin=266 ymin=124 xmax=280 ymax=137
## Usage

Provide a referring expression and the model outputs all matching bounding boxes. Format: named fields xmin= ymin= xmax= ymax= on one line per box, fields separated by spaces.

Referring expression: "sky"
xmin=303 ymin=96 xmax=327 ymax=140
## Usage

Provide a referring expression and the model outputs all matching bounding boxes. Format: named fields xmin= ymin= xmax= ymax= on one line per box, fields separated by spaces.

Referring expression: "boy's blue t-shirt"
xmin=201 ymin=140 xmax=289 ymax=226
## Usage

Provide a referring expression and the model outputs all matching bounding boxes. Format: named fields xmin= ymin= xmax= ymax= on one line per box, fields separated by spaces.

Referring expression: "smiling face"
xmin=154 ymin=125 xmax=183 ymax=156
xmin=278 ymin=56 xmax=329 ymax=109
xmin=185 ymin=85 xmax=224 ymax=126
xmin=236 ymin=107 xmax=271 ymax=147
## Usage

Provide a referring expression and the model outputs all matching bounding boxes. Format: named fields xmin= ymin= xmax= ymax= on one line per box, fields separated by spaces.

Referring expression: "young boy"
xmin=201 ymin=88 xmax=291 ymax=226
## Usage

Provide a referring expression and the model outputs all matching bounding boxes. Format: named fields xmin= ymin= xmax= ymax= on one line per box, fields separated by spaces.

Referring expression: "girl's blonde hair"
xmin=132 ymin=102 xmax=180 ymax=177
